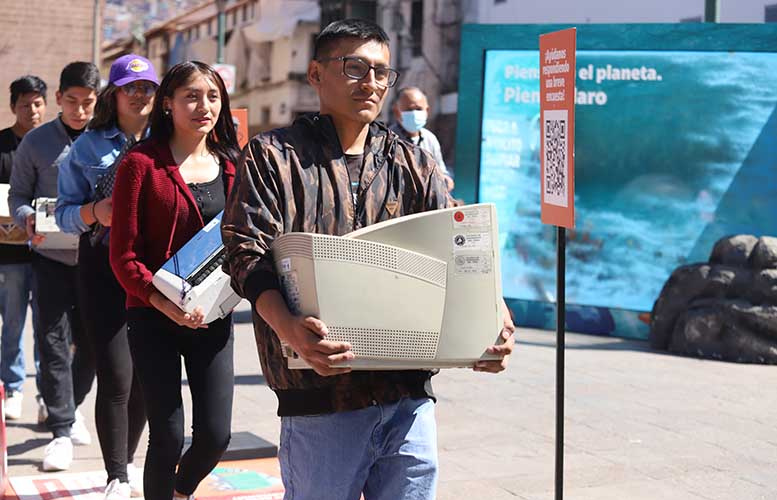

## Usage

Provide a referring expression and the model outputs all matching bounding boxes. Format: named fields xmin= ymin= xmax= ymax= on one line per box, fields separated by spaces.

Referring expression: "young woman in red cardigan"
xmin=109 ymin=61 xmax=239 ymax=500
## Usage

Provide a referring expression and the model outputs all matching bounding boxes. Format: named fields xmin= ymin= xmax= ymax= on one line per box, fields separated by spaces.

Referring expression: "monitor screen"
xmin=478 ymin=47 xmax=777 ymax=311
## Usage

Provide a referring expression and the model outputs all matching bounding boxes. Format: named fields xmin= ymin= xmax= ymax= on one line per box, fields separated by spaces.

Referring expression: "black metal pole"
xmin=555 ymin=226 xmax=566 ymax=500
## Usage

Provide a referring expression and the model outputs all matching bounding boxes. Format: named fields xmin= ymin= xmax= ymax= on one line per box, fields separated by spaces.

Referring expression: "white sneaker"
xmin=70 ymin=408 xmax=92 ymax=446
xmin=42 ymin=436 xmax=73 ymax=471
xmin=37 ymin=395 xmax=48 ymax=426
xmin=126 ymin=463 xmax=143 ymax=497
xmin=104 ymin=478 xmax=131 ymax=500
xmin=4 ymin=391 xmax=23 ymax=420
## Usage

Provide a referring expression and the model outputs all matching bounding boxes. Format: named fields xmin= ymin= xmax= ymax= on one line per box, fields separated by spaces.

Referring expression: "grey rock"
xmin=709 ymin=234 xmax=758 ymax=266
xmin=753 ymin=269 xmax=777 ymax=304
xmin=749 ymin=236 xmax=777 ymax=270
xmin=651 ymin=234 xmax=777 ymax=363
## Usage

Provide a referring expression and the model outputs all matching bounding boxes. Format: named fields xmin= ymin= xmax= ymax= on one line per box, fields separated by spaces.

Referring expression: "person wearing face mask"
xmin=0 ymin=75 xmax=47 ymax=423
xmin=110 ymin=61 xmax=239 ymax=500
xmin=391 ymin=86 xmax=455 ymax=192
xmin=55 ymin=54 xmax=159 ymax=499
xmin=8 ymin=61 xmax=100 ymax=472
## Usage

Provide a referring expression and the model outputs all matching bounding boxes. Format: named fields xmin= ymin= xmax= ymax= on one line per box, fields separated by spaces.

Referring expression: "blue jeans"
xmin=279 ymin=397 xmax=438 ymax=500
xmin=0 ymin=263 xmax=39 ymax=394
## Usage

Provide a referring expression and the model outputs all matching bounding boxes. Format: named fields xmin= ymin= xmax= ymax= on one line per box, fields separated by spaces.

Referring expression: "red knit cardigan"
xmin=109 ymin=138 xmax=235 ymax=308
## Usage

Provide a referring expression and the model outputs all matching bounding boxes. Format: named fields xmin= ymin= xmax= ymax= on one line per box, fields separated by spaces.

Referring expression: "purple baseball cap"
xmin=109 ymin=54 xmax=159 ymax=87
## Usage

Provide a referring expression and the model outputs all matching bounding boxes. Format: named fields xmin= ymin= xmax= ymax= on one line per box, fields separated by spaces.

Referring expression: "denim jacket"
xmin=55 ymin=125 xmax=138 ymax=235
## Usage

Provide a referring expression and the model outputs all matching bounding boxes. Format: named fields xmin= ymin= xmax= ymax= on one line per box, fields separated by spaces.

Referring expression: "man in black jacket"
xmin=0 ymin=75 xmax=47 ymax=421
xmin=223 ymin=19 xmax=515 ymax=500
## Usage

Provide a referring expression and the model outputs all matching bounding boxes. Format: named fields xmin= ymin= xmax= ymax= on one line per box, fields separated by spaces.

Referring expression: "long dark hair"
xmin=148 ymin=61 xmax=239 ymax=165
xmin=89 ymin=84 xmax=120 ymax=131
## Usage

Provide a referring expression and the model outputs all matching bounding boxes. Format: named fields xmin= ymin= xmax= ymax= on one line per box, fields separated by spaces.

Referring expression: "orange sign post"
xmin=539 ymin=27 xmax=576 ymax=500
xmin=231 ymin=108 xmax=249 ymax=149
xmin=540 ymin=28 xmax=576 ymax=228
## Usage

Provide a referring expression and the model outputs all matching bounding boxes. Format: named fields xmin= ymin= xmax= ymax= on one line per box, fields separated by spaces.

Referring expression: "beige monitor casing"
xmin=272 ymin=203 xmax=503 ymax=370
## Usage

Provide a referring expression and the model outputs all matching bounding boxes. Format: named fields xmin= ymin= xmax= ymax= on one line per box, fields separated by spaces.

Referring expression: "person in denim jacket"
xmin=56 ymin=54 xmax=158 ymax=499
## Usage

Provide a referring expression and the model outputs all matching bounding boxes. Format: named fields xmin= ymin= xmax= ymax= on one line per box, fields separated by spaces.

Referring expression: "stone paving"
xmin=5 ymin=301 xmax=777 ymax=499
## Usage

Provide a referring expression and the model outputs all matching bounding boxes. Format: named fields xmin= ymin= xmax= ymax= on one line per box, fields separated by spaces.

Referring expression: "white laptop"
xmin=33 ymin=197 xmax=78 ymax=250
xmin=153 ymin=211 xmax=242 ymax=324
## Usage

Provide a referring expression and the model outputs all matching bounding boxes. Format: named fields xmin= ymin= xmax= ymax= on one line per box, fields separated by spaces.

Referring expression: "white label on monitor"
xmin=202 ymin=217 xmax=220 ymax=232
xmin=452 ymin=232 xmax=491 ymax=252
xmin=454 ymin=254 xmax=492 ymax=274
xmin=452 ymin=206 xmax=491 ymax=229
xmin=279 ymin=258 xmax=292 ymax=273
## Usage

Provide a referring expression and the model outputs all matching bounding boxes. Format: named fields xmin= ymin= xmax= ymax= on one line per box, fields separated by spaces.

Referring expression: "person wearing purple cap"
xmin=55 ymin=54 xmax=158 ymax=499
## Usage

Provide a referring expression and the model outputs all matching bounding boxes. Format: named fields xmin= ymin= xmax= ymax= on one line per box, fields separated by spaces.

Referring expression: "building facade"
xmin=0 ymin=0 xmax=100 ymax=127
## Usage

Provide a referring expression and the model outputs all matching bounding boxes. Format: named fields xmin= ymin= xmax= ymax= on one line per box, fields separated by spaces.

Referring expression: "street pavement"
xmin=5 ymin=300 xmax=777 ymax=499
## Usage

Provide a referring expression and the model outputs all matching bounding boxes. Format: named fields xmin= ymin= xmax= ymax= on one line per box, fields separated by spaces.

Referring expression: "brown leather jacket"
xmin=222 ymin=113 xmax=452 ymax=416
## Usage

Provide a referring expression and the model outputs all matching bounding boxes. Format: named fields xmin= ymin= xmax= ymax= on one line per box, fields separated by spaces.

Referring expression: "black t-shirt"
xmin=0 ymin=127 xmax=21 ymax=183
xmin=60 ymin=117 xmax=85 ymax=141
xmin=344 ymin=153 xmax=364 ymax=202
xmin=187 ymin=165 xmax=226 ymax=225
xmin=0 ymin=127 xmax=31 ymax=264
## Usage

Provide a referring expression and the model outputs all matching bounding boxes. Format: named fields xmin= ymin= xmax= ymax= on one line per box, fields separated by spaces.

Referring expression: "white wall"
xmin=463 ymin=0 xmax=777 ymax=24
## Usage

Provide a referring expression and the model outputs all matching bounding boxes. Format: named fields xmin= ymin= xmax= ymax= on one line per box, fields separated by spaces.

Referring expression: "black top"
xmin=60 ymin=117 xmax=85 ymax=141
xmin=0 ymin=127 xmax=21 ymax=183
xmin=344 ymin=153 xmax=364 ymax=205
xmin=187 ymin=165 xmax=226 ymax=225
xmin=0 ymin=127 xmax=31 ymax=264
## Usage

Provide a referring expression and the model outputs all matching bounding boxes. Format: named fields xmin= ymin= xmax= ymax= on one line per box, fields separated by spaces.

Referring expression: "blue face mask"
xmin=400 ymin=110 xmax=428 ymax=133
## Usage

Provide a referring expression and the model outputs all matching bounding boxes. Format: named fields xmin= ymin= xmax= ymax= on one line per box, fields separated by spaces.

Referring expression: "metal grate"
xmin=313 ymin=237 xmax=398 ymax=270
xmin=328 ymin=326 xmax=439 ymax=359
xmin=272 ymin=235 xmax=314 ymax=259
xmin=397 ymin=250 xmax=447 ymax=288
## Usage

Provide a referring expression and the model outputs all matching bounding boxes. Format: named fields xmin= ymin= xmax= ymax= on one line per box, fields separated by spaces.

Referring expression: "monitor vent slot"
xmin=397 ymin=250 xmax=447 ymax=288
xmin=313 ymin=237 xmax=398 ymax=270
xmin=273 ymin=235 xmax=314 ymax=259
xmin=328 ymin=326 xmax=439 ymax=359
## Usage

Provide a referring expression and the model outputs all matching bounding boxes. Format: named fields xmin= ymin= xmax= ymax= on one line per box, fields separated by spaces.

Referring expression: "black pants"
xmin=31 ymin=253 xmax=95 ymax=438
xmin=128 ymin=307 xmax=234 ymax=499
xmin=77 ymin=236 xmax=145 ymax=483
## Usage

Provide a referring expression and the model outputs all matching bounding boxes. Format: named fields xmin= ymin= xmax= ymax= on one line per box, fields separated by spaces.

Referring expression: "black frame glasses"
xmin=317 ymin=56 xmax=400 ymax=88
xmin=120 ymin=81 xmax=157 ymax=97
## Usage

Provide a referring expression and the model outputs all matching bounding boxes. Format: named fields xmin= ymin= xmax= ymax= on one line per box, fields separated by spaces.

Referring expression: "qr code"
xmin=543 ymin=109 xmax=568 ymax=207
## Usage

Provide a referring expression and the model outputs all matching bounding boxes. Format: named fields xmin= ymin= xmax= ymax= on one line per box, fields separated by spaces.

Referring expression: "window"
xmin=767 ymin=4 xmax=777 ymax=22
xmin=321 ymin=1 xmax=346 ymax=27
xmin=242 ymin=4 xmax=248 ymax=22
xmin=350 ymin=0 xmax=377 ymax=22
xmin=207 ymin=20 xmax=212 ymax=36
xmin=410 ymin=0 xmax=423 ymax=57
xmin=261 ymin=106 xmax=271 ymax=125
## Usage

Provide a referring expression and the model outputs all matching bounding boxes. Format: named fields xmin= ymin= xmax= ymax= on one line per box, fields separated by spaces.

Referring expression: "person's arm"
xmin=8 ymin=135 xmax=37 ymax=228
xmin=55 ymin=141 xmax=97 ymax=234
xmin=108 ymin=154 xmax=157 ymax=302
xmin=222 ymin=139 xmax=353 ymax=375
xmin=473 ymin=299 xmax=516 ymax=373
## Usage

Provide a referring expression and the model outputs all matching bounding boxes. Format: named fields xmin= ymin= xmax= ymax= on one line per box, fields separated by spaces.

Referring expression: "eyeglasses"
xmin=317 ymin=56 xmax=400 ymax=88
xmin=120 ymin=82 xmax=157 ymax=97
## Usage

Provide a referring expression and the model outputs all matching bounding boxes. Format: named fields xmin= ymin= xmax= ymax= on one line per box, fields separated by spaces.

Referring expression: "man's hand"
xmin=149 ymin=291 xmax=207 ymax=329
xmin=277 ymin=315 xmax=354 ymax=377
xmin=94 ymin=198 xmax=112 ymax=227
xmin=25 ymin=213 xmax=45 ymax=246
xmin=474 ymin=300 xmax=516 ymax=373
